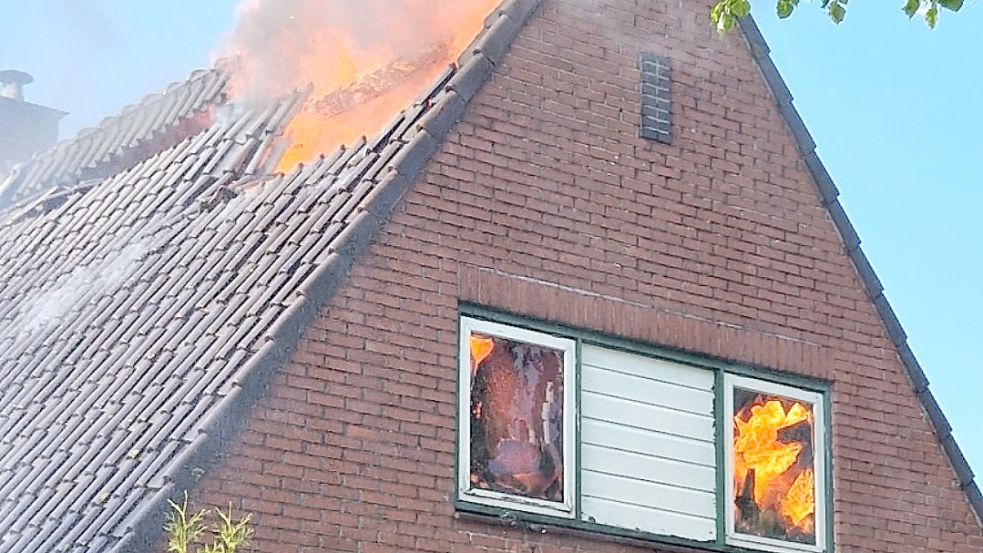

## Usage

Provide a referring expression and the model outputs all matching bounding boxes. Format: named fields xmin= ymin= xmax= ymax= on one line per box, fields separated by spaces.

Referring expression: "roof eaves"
xmin=738 ymin=15 xmax=983 ymax=527
xmin=108 ymin=1 xmax=545 ymax=551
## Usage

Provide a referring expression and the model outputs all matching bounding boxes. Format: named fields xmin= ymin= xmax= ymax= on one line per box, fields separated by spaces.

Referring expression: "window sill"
xmin=454 ymin=502 xmax=826 ymax=553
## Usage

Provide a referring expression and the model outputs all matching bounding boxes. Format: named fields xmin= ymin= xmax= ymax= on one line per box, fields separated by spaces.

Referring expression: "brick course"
xmin=194 ymin=0 xmax=983 ymax=551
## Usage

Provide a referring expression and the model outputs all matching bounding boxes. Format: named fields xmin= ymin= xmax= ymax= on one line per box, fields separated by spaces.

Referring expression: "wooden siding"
xmin=580 ymin=345 xmax=717 ymax=542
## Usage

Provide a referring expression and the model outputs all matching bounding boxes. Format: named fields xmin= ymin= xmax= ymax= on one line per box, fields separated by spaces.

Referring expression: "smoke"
xmin=218 ymin=0 xmax=496 ymax=104
xmin=17 ymin=240 xmax=148 ymax=335
xmin=215 ymin=0 xmax=499 ymax=168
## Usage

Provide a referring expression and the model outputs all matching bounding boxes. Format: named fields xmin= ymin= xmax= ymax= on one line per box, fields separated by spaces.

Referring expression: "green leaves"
xmin=777 ymin=0 xmax=799 ymax=19
xmin=711 ymin=0 xmax=962 ymax=33
xmin=926 ymin=2 xmax=940 ymax=27
xmin=827 ymin=1 xmax=847 ymax=24
xmin=710 ymin=0 xmax=752 ymax=34
xmin=165 ymin=493 xmax=208 ymax=553
xmin=907 ymin=0 xmax=964 ymax=28
xmin=904 ymin=0 xmax=921 ymax=17
xmin=165 ymin=493 xmax=254 ymax=553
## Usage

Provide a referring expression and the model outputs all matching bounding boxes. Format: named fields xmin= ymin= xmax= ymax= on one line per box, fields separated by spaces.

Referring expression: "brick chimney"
xmin=0 ymin=70 xmax=66 ymax=166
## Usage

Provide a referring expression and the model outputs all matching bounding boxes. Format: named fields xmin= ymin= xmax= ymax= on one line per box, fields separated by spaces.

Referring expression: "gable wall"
xmin=192 ymin=0 xmax=983 ymax=551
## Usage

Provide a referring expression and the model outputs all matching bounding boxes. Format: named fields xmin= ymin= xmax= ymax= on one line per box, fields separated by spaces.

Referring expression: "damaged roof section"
xmin=0 ymin=1 xmax=541 ymax=550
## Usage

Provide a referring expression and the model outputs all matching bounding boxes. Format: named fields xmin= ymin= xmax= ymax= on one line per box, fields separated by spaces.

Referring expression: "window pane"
xmin=468 ymin=332 xmax=564 ymax=503
xmin=733 ymin=388 xmax=817 ymax=545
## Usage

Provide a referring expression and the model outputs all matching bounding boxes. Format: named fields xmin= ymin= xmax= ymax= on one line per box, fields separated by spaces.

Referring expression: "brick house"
xmin=0 ymin=0 xmax=980 ymax=552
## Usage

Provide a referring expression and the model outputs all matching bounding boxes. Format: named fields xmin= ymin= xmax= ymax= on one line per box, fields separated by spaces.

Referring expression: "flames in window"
xmin=733 ymin=390 xmax=817 ymax=544
xmin=468 ymin=334 xmax=564 ymax=502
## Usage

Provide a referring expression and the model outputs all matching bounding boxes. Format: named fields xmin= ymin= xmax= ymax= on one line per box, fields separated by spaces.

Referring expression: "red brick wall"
xmin=194 ymin=0 xmax=983 ymax=551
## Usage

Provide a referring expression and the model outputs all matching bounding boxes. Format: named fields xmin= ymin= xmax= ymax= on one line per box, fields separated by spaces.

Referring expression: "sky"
xmin=0 ymin=0 xmax=980 ymax=480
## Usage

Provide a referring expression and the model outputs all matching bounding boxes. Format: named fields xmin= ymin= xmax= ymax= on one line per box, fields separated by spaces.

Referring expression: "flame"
xmin=470 ymin=335 xmax=495 ymax=368
xmin=220 ymin=0 xmax=500 ymax=172
xmin=734 ymin=399 xmax=815 ymax=533
xmin=781 ymin=470 xmax=815 ymax=531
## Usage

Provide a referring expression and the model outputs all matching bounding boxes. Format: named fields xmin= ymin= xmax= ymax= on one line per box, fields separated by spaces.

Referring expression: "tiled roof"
xmin=0 ymin=1 xmax=540 ymax=551
xmin=2 ymin=1 xmax=976 ymax=551
xmin=738 ymin=16 xmax=982 ymax=524
xmin=0 ymin=67 xmax=229 ymax=209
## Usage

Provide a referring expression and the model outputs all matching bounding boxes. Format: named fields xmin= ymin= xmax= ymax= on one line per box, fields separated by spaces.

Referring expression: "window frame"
xmin=455 ymin=306 xmax=834 ymax=553
xmin=723 ymin=374 xmax=829 ymax=553
xmin=457 ymin=316 xmax=578 ymax=518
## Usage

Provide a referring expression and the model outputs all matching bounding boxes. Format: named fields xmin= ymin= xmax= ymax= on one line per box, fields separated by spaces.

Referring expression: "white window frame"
xmin=723 ymin=374 xmax=828 ymax=553
xmin=457 ymin=316 xmax=577 ymax=518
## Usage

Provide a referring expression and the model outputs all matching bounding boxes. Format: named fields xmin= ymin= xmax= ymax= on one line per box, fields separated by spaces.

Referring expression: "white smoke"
xmin=18 ymin=240 xmax=149 ymax=334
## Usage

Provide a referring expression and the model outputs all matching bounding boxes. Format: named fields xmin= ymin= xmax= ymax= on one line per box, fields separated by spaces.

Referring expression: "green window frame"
xmin=455 ymin=305 xmax=835 ymax=553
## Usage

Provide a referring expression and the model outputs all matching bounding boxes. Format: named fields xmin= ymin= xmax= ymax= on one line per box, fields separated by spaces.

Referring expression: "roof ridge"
xmin=74 ymin=67 xmax=225 ymax=144
xmin=0 ymin=87 xmax=306 ymax=229
xmin=738 ymin=15 xmax=982 ymax=526
xmin=0 ymin=67 xmax=231 ymax=209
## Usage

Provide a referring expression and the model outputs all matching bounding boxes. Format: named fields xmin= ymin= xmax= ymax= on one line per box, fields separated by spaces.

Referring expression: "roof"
xmin=0 ymin=2 xmax=977 ymax=551
xmin=0 ymin=67 xmax=229 ymax=209
xmin=738 ymin=16 xmax=982 ymax=523
xmin=0 ymin=1 xmax=542 ymax=550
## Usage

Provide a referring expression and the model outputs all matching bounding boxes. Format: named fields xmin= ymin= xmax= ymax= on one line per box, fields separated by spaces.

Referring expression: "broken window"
xmin=458 ymin=317 xmax=575 ymax=516
xmin=457 ymin=314 xmax=831 ymax=550
xmin=726 ymin=375 xmax=828 ymax=553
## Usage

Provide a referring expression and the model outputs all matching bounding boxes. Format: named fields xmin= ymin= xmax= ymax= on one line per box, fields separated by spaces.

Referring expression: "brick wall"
xmin=193 ymin=0 xmax=983 ymax=551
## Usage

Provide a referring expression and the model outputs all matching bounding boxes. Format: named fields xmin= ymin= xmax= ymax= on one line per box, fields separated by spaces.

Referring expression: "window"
xmin=456 ymin=312 xmax=831 ymax=553
xmin=457 ymin=317 xmax=577 ymax=516
xmin=725 ymin=375 xmax=828 ymax=553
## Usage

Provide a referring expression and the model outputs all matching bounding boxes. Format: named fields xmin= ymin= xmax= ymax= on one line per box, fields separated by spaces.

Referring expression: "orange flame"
xmin=781 ymin=470 xmax=815 ymax=531
xmin=220 ymin=0 xmax=500 ymax=171
xmin=734 ymin=399 xmax=815 ymax=533
xmin=470 ymin=335 xmax=495 ymax=375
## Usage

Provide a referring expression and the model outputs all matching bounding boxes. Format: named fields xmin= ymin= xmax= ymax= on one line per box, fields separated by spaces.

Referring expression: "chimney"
xmin=0 ymin=69 xmax=66 ymax=167
xmin=0 ymin=70 xmax=32 ymax=101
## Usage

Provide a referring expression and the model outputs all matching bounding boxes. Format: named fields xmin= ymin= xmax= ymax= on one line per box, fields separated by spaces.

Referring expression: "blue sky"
xmin=1 ymin=1 xmax=979 ymax=478
xmin=751 ymin=3 xmax=983 ymax=480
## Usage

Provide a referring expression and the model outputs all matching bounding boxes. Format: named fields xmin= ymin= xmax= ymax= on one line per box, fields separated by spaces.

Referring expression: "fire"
xmin=734 ymin=398 xmax=815 ymax=536
xmin=220 ymin=0 xmax=500 ymax=171
xmin=470 ymin=335 xmax=495 ymax=371
xmin=781 ymin=470 xmax=815 ymax=531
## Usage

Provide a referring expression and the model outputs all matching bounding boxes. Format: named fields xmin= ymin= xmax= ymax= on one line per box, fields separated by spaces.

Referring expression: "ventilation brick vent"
xmin=639 ymin=52 xmax=671 ymax=144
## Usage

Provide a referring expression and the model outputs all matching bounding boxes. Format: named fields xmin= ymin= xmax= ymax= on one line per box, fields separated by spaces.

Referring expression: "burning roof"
xmin=0 ymin=0 xmax=540 ymax=550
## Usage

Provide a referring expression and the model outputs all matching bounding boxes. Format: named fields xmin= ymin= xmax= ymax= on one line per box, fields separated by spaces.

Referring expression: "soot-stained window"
xmin=458 ymin=317 xmax=576 ymax=516
xmin=726 ymin=375 xmax=828 ymax=553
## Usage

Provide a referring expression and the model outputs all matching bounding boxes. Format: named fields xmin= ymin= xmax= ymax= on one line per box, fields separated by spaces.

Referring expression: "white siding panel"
xmin=581 ymin=391 xmax=713 ymax=440
xmin=581 ymin=443 xmax=714 ymax=490
xmin=580 ymin=344 xmax=717 ymax=542
xmin=581 ymin=344 xmax=714 ymax=389
xmin=581 ymin=418 xmax=715 ymax=467
xmin=582 ymin=363 xmax=711 ymax=415
xmin=581 ymin=496 xmax=717 ymax=542
xmin=582 ymin=471 xmax=715 ymax=519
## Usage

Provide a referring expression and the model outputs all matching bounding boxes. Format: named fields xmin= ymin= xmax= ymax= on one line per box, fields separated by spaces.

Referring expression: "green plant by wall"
xmin=164 ymin=492 xmax=253 ymax=553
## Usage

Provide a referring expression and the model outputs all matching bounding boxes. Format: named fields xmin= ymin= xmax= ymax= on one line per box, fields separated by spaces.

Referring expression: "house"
xmin=0 ymin=0 xmax=980 ymax=552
